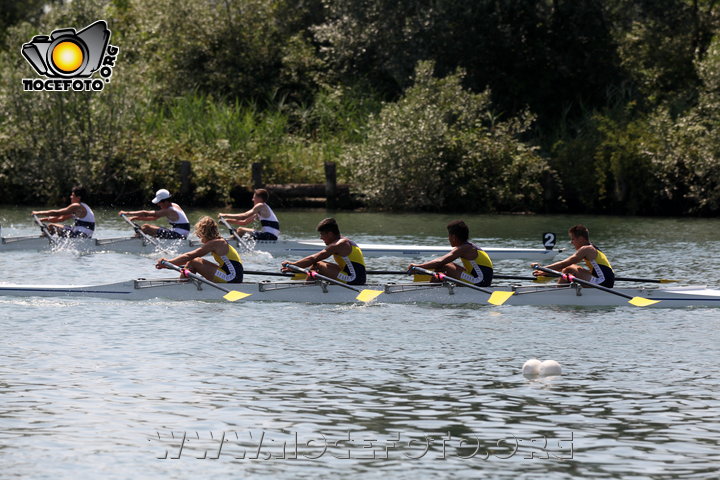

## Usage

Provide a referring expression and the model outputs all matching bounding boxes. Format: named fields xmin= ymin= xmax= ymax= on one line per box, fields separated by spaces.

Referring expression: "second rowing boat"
xmin=0 ymin=235 xmax=561 ymax=260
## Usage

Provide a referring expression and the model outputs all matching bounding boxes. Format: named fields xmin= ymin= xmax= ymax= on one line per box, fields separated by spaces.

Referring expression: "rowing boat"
xmin=0 ymin=278 xmax=717 ymax=307
xmin=0 ymin=235 xmax=560 ymax=260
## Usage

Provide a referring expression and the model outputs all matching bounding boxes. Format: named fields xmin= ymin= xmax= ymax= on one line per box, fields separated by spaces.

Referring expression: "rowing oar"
xmin=531 ymin=264 xmax=660 ymax=307
xmin=409 ymin=266 xmax=514 ymax=306
xmin=365 ymin=270 xmax=551 ymax=284
xmin=616 ymin=276 xmax=679 ymax=284
xmin=218 ymin=216 xmax=254 ymax=251
xmin=528 ymin=270 xmax=679 ymax=284
xmin=120 ymin=213 xmax=171 ymax=254
xmin=244 ymin=270 xmax=294 ymax=277
xmin=31 ymin=214 xmax=58 ymax=246
xmin=282 ymin=263 xmax=383 ymax=303
xmin=160 ymin=260 xmax=251 ymax=302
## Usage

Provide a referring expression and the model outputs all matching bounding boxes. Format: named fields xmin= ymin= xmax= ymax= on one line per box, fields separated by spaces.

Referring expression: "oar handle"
xmin=31 ymin=214 xmax=58 ymax=246
xmin=219 ymin=216 xmax=256 ymax=252
xmin=409 ymin=266 xmax=440 ymax=278
xmin=282 ymin=263 xmax=361 ymax=293
xmin=120 ymin=213 xmax=146 ymax=235
xmin=120 ymin=213 xmax=163 ymax=249
xmin=219 ymin=216 xmax=244 ymax=243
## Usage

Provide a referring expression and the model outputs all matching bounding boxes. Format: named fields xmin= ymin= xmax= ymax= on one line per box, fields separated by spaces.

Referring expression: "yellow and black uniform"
xmin=211 ymin=242 xmax=243 ymax=283
xmin=584 ymin=245 xmax=614 ymax=288
xmin=459 ymin=242 xmax=493 ymax=287
xmin=333 ymin=239 xmax=367 ymax=285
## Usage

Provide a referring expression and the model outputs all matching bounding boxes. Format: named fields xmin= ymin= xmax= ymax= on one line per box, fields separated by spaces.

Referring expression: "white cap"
xmin=152 ymin=188 xmax=172 ymax=204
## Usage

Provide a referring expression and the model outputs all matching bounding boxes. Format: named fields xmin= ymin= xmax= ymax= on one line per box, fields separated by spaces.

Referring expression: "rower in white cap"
xmin=118 ymin=188 xmax=191 ymax=239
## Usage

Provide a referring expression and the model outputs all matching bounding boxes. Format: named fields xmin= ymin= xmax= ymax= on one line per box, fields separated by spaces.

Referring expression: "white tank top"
xmin=258 ymin=204 xmax=280 ymax=238
xmin=72 ymin=202 xmax=95 ymax=237
xmin=169 ymin=204 xmax=190 ymax=235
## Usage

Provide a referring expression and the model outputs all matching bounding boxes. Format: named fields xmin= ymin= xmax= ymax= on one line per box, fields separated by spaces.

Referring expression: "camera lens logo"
xmin=21 ymin=20 xmax=119 ymax=92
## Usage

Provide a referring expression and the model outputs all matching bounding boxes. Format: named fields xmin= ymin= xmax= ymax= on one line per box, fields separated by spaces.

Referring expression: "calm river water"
xmin=1 ymin=207 xmax=719 ymax=479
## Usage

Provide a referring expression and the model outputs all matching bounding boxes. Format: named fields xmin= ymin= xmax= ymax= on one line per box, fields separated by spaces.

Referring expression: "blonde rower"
xmin=155 ymin=216 xmax=243 ymax=283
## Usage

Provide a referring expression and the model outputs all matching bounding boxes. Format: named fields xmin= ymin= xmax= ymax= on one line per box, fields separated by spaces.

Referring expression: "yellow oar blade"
xmin=223 ymin=290 xmax=252 ymax=302
xmin=628 ymin=296 xmax=660 ymax=307
xmin=356 ymin=289 xmax=383 ymax=303
xmin=658 ymin=279 xmax=678 ymax=284
xmin=413 ymin=274 xmax=432 ymax=282
xmin=487 ymin=290 xmax=514 ymax=306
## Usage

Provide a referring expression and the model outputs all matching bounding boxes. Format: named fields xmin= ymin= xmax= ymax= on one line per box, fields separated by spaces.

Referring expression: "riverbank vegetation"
xmin=1 ymin=0 xmax=720 ymax=215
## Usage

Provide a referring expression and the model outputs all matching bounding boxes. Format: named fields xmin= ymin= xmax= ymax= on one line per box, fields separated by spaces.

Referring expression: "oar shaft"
xmin=368 ymin=270 xmax=542 ymax=282
xmin=160 ymin=260 xmax=232 ymax=294
xmin=282 ymin=263 xmax=361 ymax=293
xmin=495 ymin=274 xmax=538 ymax=281
xmin=532 ymin=265 xmax=634 ymax=301
xmin=410 ymin=266 xmax=493 ymax=295
xmin=120 ymin=213 xmax=162 ymax=248
xmin=615 ymin=276 xmax=674 ymax=284
xmin=244 ymin=270 xmax=293 ymax=277
xmin=219 ymin=217 xmax=244 ymax=244
xmin=160 ymin=260 xmax=250 ymax=302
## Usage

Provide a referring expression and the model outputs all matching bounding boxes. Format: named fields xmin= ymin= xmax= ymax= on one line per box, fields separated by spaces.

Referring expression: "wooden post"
xmin=252 ymin=162 xmax=264 ymax=189
xmin=324 ymin=162 xmax=337 ymax=209
xmin=178 ymin=160 xmax=192 ymax=200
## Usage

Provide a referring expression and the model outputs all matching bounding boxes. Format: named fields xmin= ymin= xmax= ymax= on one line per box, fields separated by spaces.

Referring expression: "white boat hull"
xmin=0 ymin=278 xmax=718 ymax=307
xmin=0 ymin=235 xmax=560 ymax=261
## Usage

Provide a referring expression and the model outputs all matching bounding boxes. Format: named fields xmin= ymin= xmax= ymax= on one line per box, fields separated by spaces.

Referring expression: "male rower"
xmin=119 ymin=188 xmax=191 ymax=239
xmin=408 ymin=220 xmax=493 ymax=286
xmin=219 ymin=188 xmax=280 ymax=240
xmin=281 ymin=217 xmax=366 ymax=285
xmin=31 ymin=186 xmax=95 ymax=238
xmin=532 ymin=224 xmax=615 ymax=287
xmin=156 ymin=216 xmax=243 ymax=283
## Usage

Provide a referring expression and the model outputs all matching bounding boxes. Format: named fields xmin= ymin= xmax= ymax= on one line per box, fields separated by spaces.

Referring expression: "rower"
xmin=219 ymin=188 xmax=280 ymax=241
xmin=119 ymin=188 xmax=191 ymax=239
xmin=281 ymin=217 xmax=367 ymax=285
xmin=155 ymin=216 xmax=243 ymax=283
xmin=408 ymin=220 xmax=493 ymax=286
xmin=31 ymin=186 xmax=95 ymax=238
xmin=532 ymin=224 xmax=615 ymax=287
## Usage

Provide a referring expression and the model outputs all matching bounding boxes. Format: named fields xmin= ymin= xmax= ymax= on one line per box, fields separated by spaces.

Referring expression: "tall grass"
xmin=139 ymin=88 xmax=381 ymax=187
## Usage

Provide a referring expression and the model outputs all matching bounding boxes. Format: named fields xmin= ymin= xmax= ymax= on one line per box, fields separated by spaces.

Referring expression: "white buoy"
xmin=539 ymin=359 xmax=562 ymax=376
xmin=522 ymin=358 xmax=542 ymax=376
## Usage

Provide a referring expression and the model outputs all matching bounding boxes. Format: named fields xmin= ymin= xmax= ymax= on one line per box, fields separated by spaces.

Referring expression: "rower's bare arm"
xmin=119 ymin=209 xmax=154 ymax=220
xmin=159 ymin=245 xmax=211 ymax=268
xmin=545 ymin=249 xmax=586 ymax=271
xmin=219 ymin=210 xmax=257 ymax=225
xmin=32 ymin=204 xmax=78 ymax=217
xmin=414 ymin=250 xmax=460 ymax=270
xmin=289 ymin=249 xmax=332 ymax=269
xmin=228 ymin=215 xmax=256 ymax=226
xmin=46 ymin=214 xmax=73 ymax=223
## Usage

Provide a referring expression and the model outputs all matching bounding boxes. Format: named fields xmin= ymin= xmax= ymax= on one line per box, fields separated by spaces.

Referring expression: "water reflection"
xmin=1 ymin=210 xmax=720 ymax=478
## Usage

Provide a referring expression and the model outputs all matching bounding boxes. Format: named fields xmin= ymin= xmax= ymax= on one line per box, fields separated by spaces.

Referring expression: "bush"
xmin=342 ymin=61 xmax=553 ymax=212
